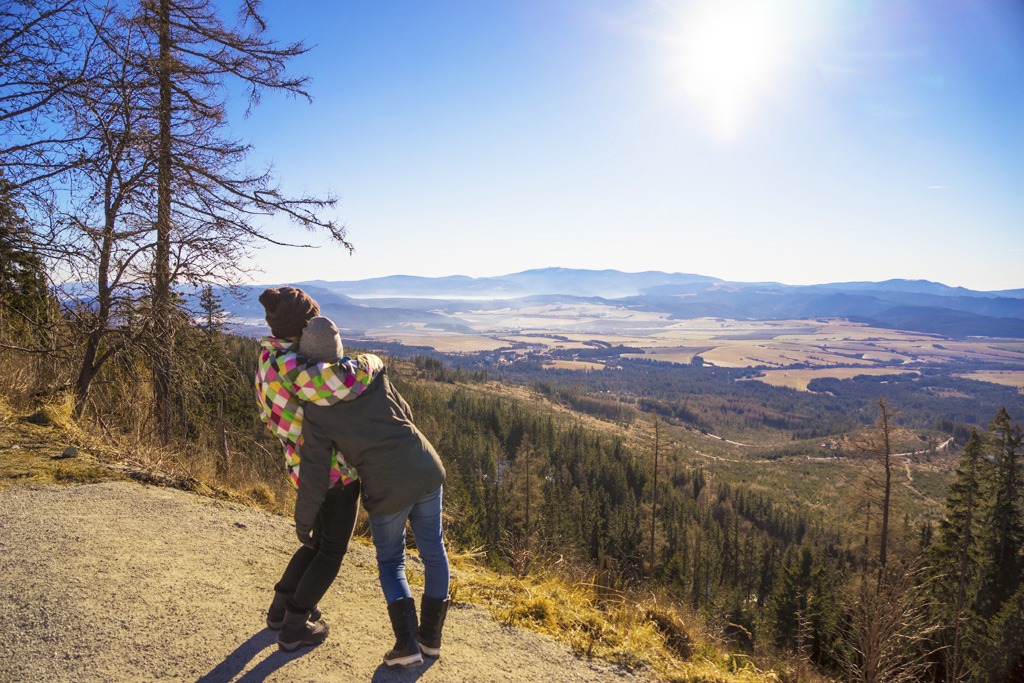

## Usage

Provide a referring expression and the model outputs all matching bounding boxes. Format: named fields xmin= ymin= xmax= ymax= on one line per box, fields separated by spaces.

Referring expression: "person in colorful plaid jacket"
xmin=255 ymin=286 xmax=382 ymax=652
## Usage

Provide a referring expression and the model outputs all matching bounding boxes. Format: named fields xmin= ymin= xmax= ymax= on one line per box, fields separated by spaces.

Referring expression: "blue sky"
xmin=232 ymin=0 xmax=1024 ymax=291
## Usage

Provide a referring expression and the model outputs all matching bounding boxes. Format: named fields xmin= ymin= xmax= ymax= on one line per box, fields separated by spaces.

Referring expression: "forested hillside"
xmin=411 ymin=350 xmax=1021 ymax=445
xmin=389 ymin=357 xmax=1024 ymax=680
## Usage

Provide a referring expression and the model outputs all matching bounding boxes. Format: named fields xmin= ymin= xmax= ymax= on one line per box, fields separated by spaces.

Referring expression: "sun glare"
xmin=675 ymin=1 xmax=794 ymax=141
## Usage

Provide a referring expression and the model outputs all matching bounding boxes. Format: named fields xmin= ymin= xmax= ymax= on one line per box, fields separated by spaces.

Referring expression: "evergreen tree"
xmin=771 ymin=546 xmax=813 ymax=650
xmin=197 ymin=285 xmax=226 ymax=339
xmin=975 ymin=407 xmax=1023 ymax=620
xmin=806 ymin=550 xmax=845 ymax=672
xmin=929 ymin=429 xmax=984 ymax=682
xmin=981 ymin=582 xmax=1024 ymax=682
xmin=0 ymin=179 xmax=49 ymax=329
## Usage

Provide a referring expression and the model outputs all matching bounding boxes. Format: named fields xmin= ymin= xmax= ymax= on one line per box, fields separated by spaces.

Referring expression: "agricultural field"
xmin=622 ymin=347 xmax=712 ymax=364
xmin=542 ymin=360 xmax=607 ymax=371
xmin=749 ymin=367 xmax=921 ymax=391
xmin=366 ymin=331 xmax=509 ymax=353
xmin=453 ymin=301 xmax=671 ymax=333
xmin=634 ymin=319 xmax=1024 ymax=370
xmin=359 ymin=305 xmax=1024 ymax=383
xmin=956 ymin=369 xmax=1024 ymax=391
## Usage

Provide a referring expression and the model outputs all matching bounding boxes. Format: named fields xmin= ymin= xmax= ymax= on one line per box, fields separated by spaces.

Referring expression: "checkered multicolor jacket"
xmin=255 ymin=336 xmax=384 ymax=488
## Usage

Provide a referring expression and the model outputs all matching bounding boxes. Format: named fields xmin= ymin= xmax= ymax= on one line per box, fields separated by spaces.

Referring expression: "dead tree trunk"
xmin=876 ymin=399 xmax=893 ymax=591
xmin=151 ymin=0 xmax=174 ymax=443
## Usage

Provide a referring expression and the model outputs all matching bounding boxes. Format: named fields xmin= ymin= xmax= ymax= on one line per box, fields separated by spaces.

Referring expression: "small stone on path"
xmin=53 ymin=446 xmax=79 ymax=460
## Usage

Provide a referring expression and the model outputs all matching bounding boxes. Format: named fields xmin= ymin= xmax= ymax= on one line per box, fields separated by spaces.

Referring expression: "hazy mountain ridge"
xmin=303 ymin=267 xmax=723 ymax=299
xmin=220 ymin=284 xmax=476 ymax=335
xmin=223 ymin=268 xmax=1024 ymax=339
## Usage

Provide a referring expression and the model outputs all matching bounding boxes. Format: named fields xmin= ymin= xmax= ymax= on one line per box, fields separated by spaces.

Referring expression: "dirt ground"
xmin=0 ymin=480 xmax=660 ymax=683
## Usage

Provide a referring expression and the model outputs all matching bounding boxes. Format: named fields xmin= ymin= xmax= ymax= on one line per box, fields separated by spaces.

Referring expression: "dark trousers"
xmin=275 ymin=479 xmax=361 ymax=613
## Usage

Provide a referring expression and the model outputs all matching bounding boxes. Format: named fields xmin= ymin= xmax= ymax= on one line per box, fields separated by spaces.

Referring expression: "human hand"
xmin=296 ymin=524 xmax=314 ymax=548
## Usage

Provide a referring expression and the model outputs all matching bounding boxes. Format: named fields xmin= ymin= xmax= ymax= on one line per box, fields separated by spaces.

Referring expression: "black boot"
xmin=418 ymin=595 xmax=450 ymax=657
xmin=384 ymin=597 xmax=423 ymax=667
xmin=266 ymin=591 xmax=321 ymax=630
xmin=277 ymin=609 xmax=329 ymax=651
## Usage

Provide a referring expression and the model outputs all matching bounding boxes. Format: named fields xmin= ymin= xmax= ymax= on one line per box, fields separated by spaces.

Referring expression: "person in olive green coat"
xmin=297 ymin=316 xmax=450 ymax=668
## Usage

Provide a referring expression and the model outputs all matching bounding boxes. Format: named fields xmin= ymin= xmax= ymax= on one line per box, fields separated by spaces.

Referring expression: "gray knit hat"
xmin=299 ymin=316 xmax=345 ymax=361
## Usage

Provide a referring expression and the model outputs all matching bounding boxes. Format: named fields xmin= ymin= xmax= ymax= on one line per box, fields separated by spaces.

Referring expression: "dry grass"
xmin=442 ymin=553 xmax=800 ymax=682
xmin=0 ymin=394 xmax=126 ymax=490
xmin=25 ymin=391 xmax=77 ymax=428
xmin=0 ymin=394 xmax=293 ymax=514
xmin=0 ymin=348 xmax=44 ymax=406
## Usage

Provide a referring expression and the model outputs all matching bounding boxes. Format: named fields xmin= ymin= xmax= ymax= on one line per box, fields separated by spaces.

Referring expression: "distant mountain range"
xmin=222 ymin=268 xmax=1024 ymax=339
xmin=297 ymin=268 xmax=724 ymax=299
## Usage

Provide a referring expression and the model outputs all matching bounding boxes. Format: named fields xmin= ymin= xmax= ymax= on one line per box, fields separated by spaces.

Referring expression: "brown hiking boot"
xmin=277 ymin=609 xmax=329 ymax=651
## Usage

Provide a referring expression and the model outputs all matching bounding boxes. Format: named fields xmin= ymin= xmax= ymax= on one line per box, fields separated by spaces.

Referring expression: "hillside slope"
xmin=0 ymin=479 xmax=658 ymax=683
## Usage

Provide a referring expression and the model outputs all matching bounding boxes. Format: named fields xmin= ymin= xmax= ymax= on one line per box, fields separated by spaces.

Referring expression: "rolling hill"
xmin=223 ymin=268 xmax=1024 ymax=339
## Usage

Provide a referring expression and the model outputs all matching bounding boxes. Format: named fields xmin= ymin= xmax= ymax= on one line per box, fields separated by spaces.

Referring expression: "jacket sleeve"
xmin=280 ymin=353 xmax=385 ymax=406
xmin=387 ymin=374 xmax=415 ymax=423
xmin=293 ymin=411 xmax=335 ymax=537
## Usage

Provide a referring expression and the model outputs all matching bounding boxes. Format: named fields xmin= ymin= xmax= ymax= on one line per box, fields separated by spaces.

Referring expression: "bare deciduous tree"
xmin=5 ymin=0 xmax=350 ymax=431
xmin=51 ymin=10 xmax=159 ymax=416
xmin=649 ymin=415 xmax=660 ymax=575
xmin=852 ymin=399 xmax=901 ymax=591
xmin=844 ymin=563 xmax=939 ymax=683
xmin=0 ymin=0 xmax=100 ymax=189
xmin=126 ymin=0 xmax=349 ymax=440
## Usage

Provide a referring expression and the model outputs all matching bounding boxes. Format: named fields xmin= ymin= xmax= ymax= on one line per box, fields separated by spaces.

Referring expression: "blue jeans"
xmin=368 ymin=485 xmax=450 ymax=605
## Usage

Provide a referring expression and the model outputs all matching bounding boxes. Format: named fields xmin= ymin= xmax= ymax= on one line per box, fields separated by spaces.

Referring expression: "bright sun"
xmin=675 ymin=0 xmax=794 ymax=141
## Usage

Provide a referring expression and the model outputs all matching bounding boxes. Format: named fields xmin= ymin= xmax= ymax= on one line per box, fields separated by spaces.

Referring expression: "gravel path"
xmin=0 ymin=481 xmax=657 ymax=683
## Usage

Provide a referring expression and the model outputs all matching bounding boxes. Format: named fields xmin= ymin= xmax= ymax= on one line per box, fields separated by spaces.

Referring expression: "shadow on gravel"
xmin=195 ymin=630 xmax=310 ymax=683
xmin=371 ymin=657 xmax=436 ymax=682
